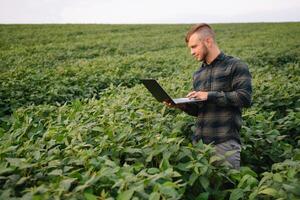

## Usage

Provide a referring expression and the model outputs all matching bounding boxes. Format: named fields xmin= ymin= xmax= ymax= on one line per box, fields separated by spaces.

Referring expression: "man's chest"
xmin=193 ymin=64 xmax=233 ymax=92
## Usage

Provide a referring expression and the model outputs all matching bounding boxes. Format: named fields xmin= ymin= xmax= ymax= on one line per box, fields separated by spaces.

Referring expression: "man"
xmin=165 ymin=23 xmax=252 ymax=169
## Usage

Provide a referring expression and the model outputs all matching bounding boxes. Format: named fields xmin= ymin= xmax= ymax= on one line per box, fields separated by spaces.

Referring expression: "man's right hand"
xmin=163 ymin=101 xmax=187 ymax=110
xmin=163 ymin=101 xmax=174 ymax=108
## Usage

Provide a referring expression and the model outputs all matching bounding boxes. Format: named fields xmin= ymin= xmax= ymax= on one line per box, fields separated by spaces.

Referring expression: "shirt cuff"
xmin=207 ymin=91 xmax=218 ymax=101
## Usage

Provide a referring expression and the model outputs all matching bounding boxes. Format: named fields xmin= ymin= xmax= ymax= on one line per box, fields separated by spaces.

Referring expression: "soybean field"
xmin=0 ymin=23 xmax=299 ymax=199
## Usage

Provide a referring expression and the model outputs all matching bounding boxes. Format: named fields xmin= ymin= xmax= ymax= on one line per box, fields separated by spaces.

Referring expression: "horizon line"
xmin=1 ymin=20 xmax=299 ymax=25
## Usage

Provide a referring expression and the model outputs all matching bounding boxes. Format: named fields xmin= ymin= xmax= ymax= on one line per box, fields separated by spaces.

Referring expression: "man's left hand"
xmin=186 ymin=91 xmax=208 ymax=100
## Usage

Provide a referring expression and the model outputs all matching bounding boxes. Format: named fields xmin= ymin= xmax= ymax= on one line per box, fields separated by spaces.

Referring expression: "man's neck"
xmin=205 ymin=48 xmax=221 ymax=65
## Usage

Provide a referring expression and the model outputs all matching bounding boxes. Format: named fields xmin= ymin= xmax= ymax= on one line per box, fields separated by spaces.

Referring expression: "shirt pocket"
xmin=193 ymin=73 xmax=207 ymax=91
xmin=213 ymin=68 xmax=232 ymax=91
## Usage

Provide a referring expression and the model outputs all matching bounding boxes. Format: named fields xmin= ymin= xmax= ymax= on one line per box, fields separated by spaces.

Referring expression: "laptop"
xmin=141 ymin=79 xmax=202 ymax=105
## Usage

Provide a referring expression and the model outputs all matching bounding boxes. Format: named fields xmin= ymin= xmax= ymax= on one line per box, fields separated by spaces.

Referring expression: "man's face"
xmin=188 ymin=33 xmax=208 ymax=62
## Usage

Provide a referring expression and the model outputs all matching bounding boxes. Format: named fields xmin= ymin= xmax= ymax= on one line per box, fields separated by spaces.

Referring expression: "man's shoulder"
xmin=223 ymin=55 xmax=252 ymax=80
xmin=224 ymin=55 xmax=249 ymax=71
xmin=224 ymin=55 xmax=245 ymax=64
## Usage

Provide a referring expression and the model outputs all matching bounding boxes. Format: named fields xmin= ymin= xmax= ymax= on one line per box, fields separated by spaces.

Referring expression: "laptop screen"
xmin=141 ymin=79 xmax=174 ymax=103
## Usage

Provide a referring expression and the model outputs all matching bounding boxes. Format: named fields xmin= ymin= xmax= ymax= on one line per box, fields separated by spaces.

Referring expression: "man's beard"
xmin=200 ymin=45 xmax=209 ymax=63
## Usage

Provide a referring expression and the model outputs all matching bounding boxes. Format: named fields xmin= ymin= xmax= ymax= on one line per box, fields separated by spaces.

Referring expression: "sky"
xmin=0 ymin=0 xmax=299 ymax=24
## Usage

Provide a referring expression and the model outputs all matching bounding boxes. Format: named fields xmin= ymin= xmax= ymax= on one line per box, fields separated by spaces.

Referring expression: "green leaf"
xmin=0 ymin=166 xmax=14 ymax=176
xmin=196 ymin=192 xmax=209 ymax=200
xmin=258 ymin=188 xmax=278 ymax=197
xmin=147 ymin=168 xmax=160 ymax=175
xmin=0 ymin=189 xmax=11 ymax=199
xmin=159 ymin=158 xmax=170 ymax=171
xmin=48 ymin=160 xmax=61 ymax=167
xmin=188 ymin=172 xmax=198 ymax=186
xmin=146 ymin=154 xmax=153 ymax=162
xmin=149 ymin=192 xmax=160 ymax=200
xmin=6 ymin=158 xmax=26 ymax=167
xmin=209 ymin=155 xmax=222 ymax=164
xmin=224 ymin=150 xmax=236 ymax=157
xmin=92 ymin=126 xmax=104 ymax=132
xmin=229 ymin=188 xmax=244 ymax=200
xmin=48 ymin=169 xmax=62 ymax=176
xmin=84 ymin=192 xmax=97 ymax=200
xmin=176 ymin=162 xmax=193 ymax=171
xmin=16 ymin=176 xmax=30 ymax=185
xmin=117 ymin=189 xmax=134 ymax=200
xmin=240 ymin=167 xmax=258 ymax=178
xmin=163 ymin=181 xmax=177 ymax=188
xmin=238 ymin=174 xmax=258 ymax=188
xmin=273 ymin=173 xmax=283 ymax=182
xmin=159 ymin=184 xmax=178 ymax=198
xmin=123 ymin=147 xmax=142 ymax=154
xmin=60 ymin=178 xmax=77 ymax=191
xmin=199 ymin=177 xmax=209 ymax=190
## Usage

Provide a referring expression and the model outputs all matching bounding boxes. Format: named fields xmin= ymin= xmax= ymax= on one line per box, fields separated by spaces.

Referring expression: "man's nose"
xmin=191 ymin=49 xmax=195 ymax=55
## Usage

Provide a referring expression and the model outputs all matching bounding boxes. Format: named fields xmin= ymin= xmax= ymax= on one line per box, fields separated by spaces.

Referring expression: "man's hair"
xmin=185 ymin=23 xmax=215 ymax=43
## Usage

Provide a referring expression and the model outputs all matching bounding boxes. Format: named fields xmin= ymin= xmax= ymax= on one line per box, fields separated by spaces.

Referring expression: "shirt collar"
xmin=202 ymin=51 xmax=225 ymax=67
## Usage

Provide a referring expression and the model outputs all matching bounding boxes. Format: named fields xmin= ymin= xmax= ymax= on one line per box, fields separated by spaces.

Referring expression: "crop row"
xmin=1 ymin=23 xmax=299 ymax=116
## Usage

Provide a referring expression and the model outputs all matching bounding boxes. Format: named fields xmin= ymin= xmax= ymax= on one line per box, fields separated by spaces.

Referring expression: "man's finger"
xmin=186 ymin=91 xmax=194 ymax=97
xmin=163 ymin=101 xmax=173 ymax=108
xmin=186 ymin=91 xmax=196 ymax=98
xmin=188 ymin=93 xmax=197 ymax=99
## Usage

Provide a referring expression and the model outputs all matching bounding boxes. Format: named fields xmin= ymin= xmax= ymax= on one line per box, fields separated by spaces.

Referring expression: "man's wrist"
xmin=207 ymin=91 xmax=217 ymax=101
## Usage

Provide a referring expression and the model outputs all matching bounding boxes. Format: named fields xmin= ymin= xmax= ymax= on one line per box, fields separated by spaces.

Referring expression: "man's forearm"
xmin=180 ymin=103 xmax=199 ymax=116
xmin=207 ymin=89 xmax=252 ymax=108
xmin=207 ymin=62 xmax=252 ymax=108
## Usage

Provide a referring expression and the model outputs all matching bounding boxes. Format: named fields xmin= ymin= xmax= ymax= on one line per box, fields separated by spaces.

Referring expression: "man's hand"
xmin=186 ymin=91 xmax=208 ymax=100
xmin=163 ymin=100 xmax=187 ymax=110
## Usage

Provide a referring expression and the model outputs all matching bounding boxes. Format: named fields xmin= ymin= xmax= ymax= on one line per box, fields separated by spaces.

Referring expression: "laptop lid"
xmin=141 ymin=79 xmax=175 ymax=104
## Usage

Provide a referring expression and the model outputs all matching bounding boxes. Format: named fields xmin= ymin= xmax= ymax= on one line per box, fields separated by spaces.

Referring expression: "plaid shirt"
xmin=183 ymin=52 xmax=252 ymax=144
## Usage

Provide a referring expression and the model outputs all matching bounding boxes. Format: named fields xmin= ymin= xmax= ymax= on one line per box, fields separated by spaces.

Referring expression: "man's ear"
xmin=204 ymin=37 xmax=213 ymax=48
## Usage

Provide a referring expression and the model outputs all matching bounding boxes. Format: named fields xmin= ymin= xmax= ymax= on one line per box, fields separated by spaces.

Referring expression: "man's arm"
xmin=207 ymin=61 xmax=252 ymax=108
xmin=187 ymin=61 xmax=252 ymax=108
xmin=164 ymin=101 xmax=199 ymax=117
xmin=179 ymin=103 xmax=199 ymax=116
